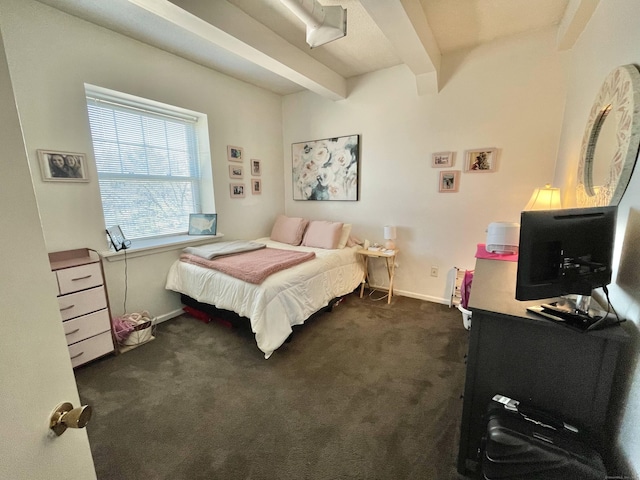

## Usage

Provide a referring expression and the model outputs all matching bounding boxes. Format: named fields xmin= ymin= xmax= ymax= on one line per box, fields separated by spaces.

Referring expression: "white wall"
xmin=553 ymin=0 xmax=640 ymax=475
xmin=283 ymin=29 xmax=567 ymax=302
xmin=0 ymin=0 xmax=285 ymax=317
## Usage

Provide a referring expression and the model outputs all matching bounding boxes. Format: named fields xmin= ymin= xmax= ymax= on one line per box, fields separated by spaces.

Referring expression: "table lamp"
xmin=524 ymin=184 xmax=562 ymax=210
xmin=384 ymin=225 xmax=396 ymax=250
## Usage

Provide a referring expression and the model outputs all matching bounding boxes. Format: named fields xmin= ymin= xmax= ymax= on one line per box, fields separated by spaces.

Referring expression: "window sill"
xmin=100 ymin=233 xmax=224 ymax=262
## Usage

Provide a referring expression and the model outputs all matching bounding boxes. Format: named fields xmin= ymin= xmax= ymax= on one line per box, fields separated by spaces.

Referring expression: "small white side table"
xmin=357 ymin=248 xmax=398 ymax=304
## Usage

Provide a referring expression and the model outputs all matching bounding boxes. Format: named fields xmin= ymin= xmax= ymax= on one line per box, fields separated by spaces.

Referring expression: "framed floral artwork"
xmin=439 ymin=170 xmax=460 ymax=192
xmin=464 ymin=148 xmax=497 ymax=172
xmin=292 ymin=134 xmax=359 ymax=201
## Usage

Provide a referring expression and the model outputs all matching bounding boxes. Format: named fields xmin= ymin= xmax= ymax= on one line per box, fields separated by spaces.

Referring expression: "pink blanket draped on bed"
xmin=179 ymin=248 xmax=316 ymax=284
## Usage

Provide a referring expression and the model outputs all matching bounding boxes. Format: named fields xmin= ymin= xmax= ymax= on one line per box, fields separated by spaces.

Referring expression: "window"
xmin=85 ymin=85 xmax=213 ymax=240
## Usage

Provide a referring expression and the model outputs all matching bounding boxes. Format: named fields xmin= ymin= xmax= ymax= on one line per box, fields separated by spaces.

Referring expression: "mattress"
xmin=165 ymin=237 xmax=364 ymax=358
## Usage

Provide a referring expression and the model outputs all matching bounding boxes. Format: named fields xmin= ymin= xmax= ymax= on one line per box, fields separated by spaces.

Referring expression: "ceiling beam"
xmin=143 ymin=0 xmax=347 ymax=100
xmin=557 ymin=0 xmax=600 ymax=51
xmin=360 ymin=0 xmax=441 ymax=95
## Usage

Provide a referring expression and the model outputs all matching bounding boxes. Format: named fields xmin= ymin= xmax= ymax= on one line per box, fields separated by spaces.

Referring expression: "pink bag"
xmin=460 ymin=270 xmax=474 ymax=309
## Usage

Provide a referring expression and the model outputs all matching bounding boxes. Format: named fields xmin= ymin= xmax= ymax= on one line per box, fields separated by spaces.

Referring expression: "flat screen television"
xmin=515 ymin=206 xmax=617 ymax=328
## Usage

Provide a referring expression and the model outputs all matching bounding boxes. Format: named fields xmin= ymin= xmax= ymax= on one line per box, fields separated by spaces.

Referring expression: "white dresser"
xmin=49 ymin=249 xmax=115 ymax=368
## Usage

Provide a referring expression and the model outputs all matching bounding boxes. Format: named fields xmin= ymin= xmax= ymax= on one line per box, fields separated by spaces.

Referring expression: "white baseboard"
xmin=366 ymin=283 xmax=449 ymax=306
xmin=155 ymin=308 xmax=184 ymax=324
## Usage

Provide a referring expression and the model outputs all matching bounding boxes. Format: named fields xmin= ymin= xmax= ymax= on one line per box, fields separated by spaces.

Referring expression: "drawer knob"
xmin=49 ymin=402 xmax=92 ymax=436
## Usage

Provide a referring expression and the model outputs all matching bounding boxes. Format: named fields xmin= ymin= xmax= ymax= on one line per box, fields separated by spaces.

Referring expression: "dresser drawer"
xmin=56 ymin=262 xmax=103 ymax=295
xmin=63 ymin=309 xmax=111 ymax=346
xmin=68 ymin=331 xmax=114 ymax=368
xmin=58 ymin=286 xmax=107 ymax=321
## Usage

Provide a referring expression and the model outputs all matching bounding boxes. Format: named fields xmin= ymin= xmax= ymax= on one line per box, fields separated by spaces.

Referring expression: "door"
xmin=0 ymin=32 xmax=96 ymax=479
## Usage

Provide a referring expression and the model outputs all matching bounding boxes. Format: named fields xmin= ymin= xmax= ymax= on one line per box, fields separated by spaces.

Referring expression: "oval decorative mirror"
xmin=577 ymin=64 xmax=640 ymax=207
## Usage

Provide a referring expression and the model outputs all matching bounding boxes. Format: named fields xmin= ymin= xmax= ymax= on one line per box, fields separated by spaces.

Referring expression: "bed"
xmin=165 ymin=218 xmax=364 ymax=358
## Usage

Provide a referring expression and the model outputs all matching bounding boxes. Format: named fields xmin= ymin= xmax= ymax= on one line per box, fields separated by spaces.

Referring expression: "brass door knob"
xmin=50 ymin=402 xmax=92 ymax=436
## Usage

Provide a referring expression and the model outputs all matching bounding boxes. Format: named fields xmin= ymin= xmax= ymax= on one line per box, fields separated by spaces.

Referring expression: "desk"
xmin=457 ymin=259 xmax=629 ymax=475
xmin=358 ymin=248 xmax=398 ymax=304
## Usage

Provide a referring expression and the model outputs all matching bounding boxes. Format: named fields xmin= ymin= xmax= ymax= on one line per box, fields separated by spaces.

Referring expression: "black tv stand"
xmin=457 ymin=259 xmax=629 ymax=475
xmin=527 ymin=301 xmax=617 ymax=331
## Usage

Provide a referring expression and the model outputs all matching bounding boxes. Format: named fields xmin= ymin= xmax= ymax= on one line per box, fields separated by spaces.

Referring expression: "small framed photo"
xmin=464 ymin=148 xmax=497 ymax=172
xmin=227 ymin=145 xmax=243 ymax=163
xmin=251 ymin=159 xmax=261 ymax=176
xmin=230 ymin=183 xmax=245 ymax=198
xmin=38 ymin=149 xmax=89 ymax=182
xmin=252 ymin=178 xmax=262 ymax=195
xmin=106 ymin=225 xmax=130 ymax=251
xmin=432 ymin=151 xmax=454 ymax=168
xmin=188 ymin=213 xmax=217 ymax=235
xmin=439 ymin=170 xmax=460 ymax=193
xmin=229 ymin=165 xmax=243 ymax=179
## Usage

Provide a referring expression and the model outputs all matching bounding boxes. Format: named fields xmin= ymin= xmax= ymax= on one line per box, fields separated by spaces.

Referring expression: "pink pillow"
xmin=301 ymin=220 xmax=344 ymax=249
xmin=270 ymin=215 xmax=309 ymax=245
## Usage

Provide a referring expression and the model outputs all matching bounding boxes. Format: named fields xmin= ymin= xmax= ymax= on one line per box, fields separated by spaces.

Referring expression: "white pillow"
xmin=337 ymin=224 xmax=352 ymax=249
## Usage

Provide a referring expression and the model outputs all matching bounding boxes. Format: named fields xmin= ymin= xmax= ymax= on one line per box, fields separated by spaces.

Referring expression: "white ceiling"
xmin=35 ymin=0 xmax=595 ymax=100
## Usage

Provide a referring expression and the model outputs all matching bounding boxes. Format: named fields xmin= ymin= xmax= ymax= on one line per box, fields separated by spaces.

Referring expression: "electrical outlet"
xmin=430 ymin=266 xmax=439 ymax=277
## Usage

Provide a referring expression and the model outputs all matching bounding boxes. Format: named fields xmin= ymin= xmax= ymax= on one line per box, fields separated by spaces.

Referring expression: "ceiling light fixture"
xmin=279 ymin=0 xmax=347 ymax=48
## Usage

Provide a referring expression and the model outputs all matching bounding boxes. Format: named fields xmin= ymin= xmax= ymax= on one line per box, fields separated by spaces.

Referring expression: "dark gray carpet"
xmin=75 ymin=292 xmax=473 ymax=480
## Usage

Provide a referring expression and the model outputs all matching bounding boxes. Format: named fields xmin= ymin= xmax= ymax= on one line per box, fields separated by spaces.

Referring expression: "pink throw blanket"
xmin=180 ymin=248 xmax=316 ymax=284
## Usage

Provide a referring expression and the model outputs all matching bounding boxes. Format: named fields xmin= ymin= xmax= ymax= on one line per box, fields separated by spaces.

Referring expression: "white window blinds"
xmin=86 ymin=92 xmax=202 ymax=240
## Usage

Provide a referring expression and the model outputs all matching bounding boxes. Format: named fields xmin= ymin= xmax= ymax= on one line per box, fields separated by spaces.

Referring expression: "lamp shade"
xmin=384 ymin=225 xmax=396 ymax=250
xmin=524 ymin=184 xmax=562 ymax=210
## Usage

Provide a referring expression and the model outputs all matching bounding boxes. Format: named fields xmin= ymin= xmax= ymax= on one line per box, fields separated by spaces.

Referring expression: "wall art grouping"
xmin=292 ymin=134 xmax=360 ymax=201
xmin=227 ymin=145 xmax=262 ymax=197
xmin=432 ymin=147 xmax=499 ymax=193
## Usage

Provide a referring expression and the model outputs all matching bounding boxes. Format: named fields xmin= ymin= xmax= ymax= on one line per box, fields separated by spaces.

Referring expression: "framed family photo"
xmin=230 ymin=183 xmax=245 ymax=198
xmin=432 ymin=151 xmax=454 ymax=168
xmin=251 ymin=159 xmax=261 ymax=176
xmin=227 ymin=145 xmax=243 ymax=163
xmin=464 ymin=148 xmax=497 ymax=172
xmin=229 ymin=165 xmax=243 ymax=179
xmin=252 ymin=179 xmax=262 ymax=195
xmin=38 ymin=149 xmax=89 ymax=182
xmin=439 ymin=170 xmax=460 ymax=193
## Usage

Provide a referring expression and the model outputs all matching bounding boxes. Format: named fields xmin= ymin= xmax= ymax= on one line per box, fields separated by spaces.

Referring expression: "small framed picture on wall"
xmin=229 ymin=165 xmax=243 ymax=179
xmin=251 ymin=159 xmax=261 ymax=176
xmin=227 ymin=145 xmax=243 ymax=163
xmin=252 ymin=178 xmax=262 ymax=195
xmin=432 ymin=151 xmax=454 ymax=168
xmin=439 ymin=170 xmax=460 ymax=193
xmin=230 ymin=183 xmax=245 ymax=198
xmin=464 ymin=148 xmax=497 ymax=172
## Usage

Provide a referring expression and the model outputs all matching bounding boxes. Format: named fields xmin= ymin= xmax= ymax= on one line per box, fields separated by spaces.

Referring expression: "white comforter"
xmin=165 ymin=238 xmax=364 ymax=358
